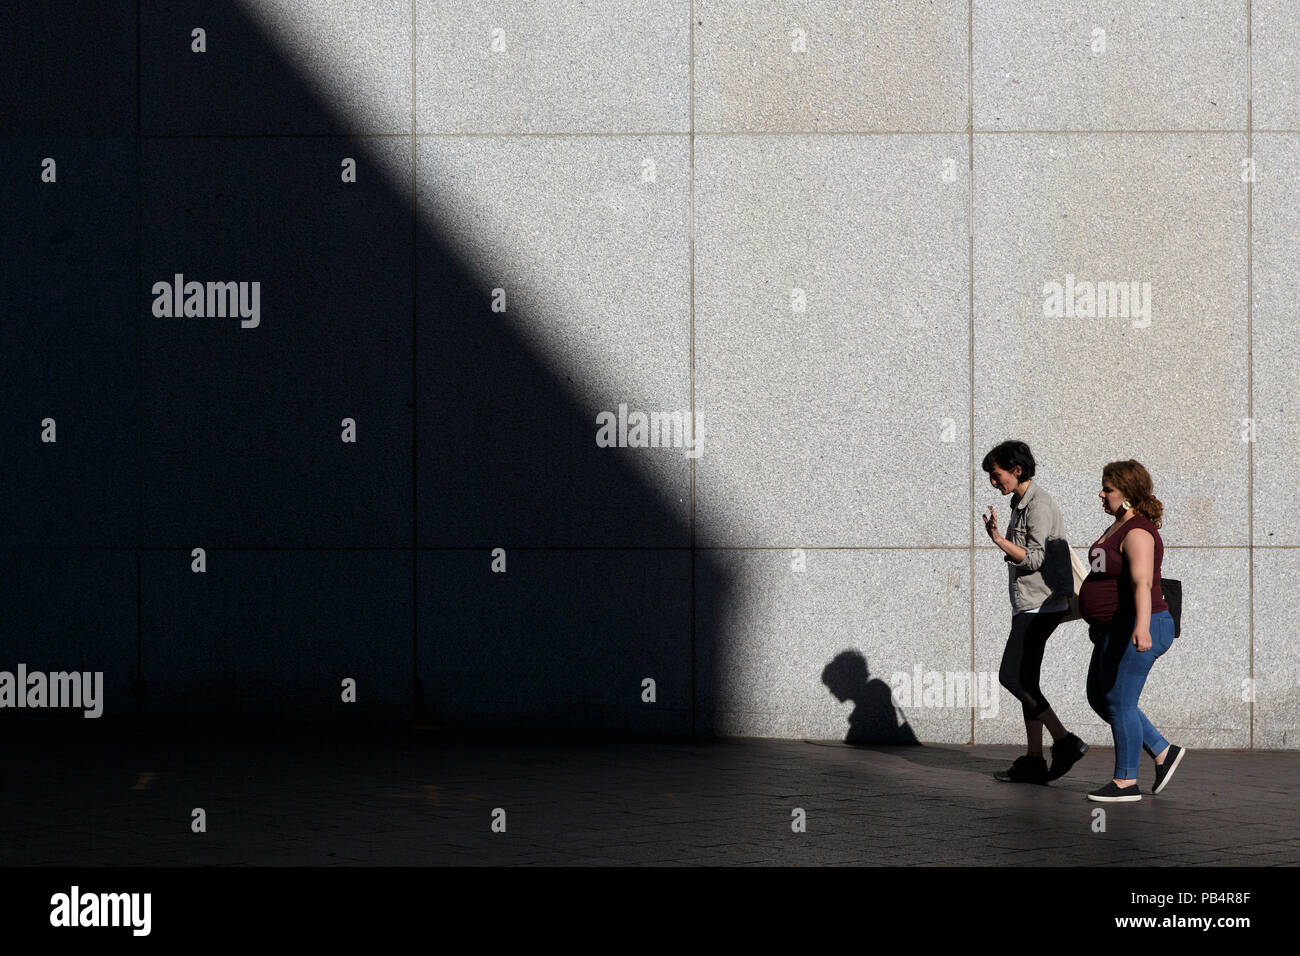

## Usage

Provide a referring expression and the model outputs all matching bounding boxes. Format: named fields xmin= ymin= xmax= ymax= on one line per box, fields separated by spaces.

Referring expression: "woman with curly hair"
xmin=1078 ymin=460 xmax=1185 ymax=802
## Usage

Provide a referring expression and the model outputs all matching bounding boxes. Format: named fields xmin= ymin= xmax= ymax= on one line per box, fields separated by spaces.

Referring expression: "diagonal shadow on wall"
xmin=0 ymin=0 xmax=754 ymax=737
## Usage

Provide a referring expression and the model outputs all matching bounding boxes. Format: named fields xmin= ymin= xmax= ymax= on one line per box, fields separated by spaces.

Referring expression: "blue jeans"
xmin=1086 ymin=609 xmax=1175 ymax=780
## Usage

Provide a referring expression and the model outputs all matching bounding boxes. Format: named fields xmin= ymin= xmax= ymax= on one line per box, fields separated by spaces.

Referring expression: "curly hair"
xmin=1102 ymin=459 xmax=1164 ymax=529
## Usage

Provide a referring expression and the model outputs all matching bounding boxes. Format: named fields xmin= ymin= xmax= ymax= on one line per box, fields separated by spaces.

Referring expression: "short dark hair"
xmin=981 ymin=440 xmax=1036 ymax=480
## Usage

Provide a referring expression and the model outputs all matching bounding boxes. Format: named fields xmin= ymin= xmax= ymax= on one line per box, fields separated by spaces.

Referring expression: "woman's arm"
xmin=999 ymin=539 xmax=1028 ymax=562
xmin=982 ymin=507 xmax=1028 ymax=562
xmin=1123 ymin=528 xmax=1155 ymax=651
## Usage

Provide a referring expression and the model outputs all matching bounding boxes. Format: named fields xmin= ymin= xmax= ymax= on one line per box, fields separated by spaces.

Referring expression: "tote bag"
xmin=1059 ymin=545 xmax=1090 ymax=624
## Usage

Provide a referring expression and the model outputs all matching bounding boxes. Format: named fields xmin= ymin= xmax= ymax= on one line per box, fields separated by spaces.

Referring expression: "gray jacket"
xmin=1003 ymin=480 xmax=1074 ymax=613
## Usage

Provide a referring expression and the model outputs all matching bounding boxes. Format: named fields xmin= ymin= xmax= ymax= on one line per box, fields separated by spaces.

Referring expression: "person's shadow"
xmin=821 ymin=650 xmax=919 ymax=745
xmin=820 ymin=650 xmax=1042 ymax=779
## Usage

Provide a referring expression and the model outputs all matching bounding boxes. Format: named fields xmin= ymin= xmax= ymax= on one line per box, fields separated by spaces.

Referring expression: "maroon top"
xmin=1077 ymin=513 xmax=1169 ymax=626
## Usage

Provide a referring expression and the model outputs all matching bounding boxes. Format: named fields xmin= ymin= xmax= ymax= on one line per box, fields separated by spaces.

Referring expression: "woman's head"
xmin=1100 ymin=459 xmax=1164 ymax=528
xmin=981 ymin=440 xmax=1035 ymax=494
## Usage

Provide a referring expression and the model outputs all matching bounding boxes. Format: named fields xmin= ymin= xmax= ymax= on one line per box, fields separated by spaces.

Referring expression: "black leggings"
xmin=999 ymin=609 xmax=1067 ymax=721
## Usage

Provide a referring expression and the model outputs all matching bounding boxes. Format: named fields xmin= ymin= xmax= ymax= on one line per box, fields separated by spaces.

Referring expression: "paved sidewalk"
xmin=1 ymin=724 xmax=1295 ymax=866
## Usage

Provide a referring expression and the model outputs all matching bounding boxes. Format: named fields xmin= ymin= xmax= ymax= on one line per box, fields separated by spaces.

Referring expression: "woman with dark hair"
xmin=1078 ymin=460 xmax=1185 ymax=802
xmin=981 ymin=440 xmax=1089 ymax=784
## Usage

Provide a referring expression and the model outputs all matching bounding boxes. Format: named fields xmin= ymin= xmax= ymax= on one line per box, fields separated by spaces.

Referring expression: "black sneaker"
xmin=1152 ymin=745 xmax=1186 ymax=795
xmin=994 ymin=754 xmax=1049 ymax=784
xmin=1047 ymin=733 xmax=1089 ymax=781
xmin=1086 ymin=781 xmax=1142 ymax=802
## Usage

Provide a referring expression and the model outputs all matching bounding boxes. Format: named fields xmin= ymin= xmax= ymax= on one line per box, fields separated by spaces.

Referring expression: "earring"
xmin=1122 ymin=499 xmax=1131 ymax=510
